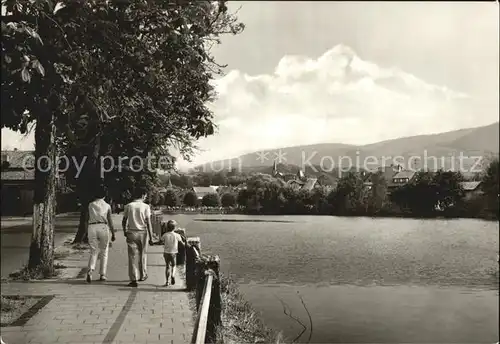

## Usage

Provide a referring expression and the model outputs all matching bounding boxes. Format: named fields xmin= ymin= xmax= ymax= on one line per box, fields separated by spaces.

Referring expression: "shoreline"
xmin=215 ymin=273 xmax=283 ymax=344
xmin=158 ymin=207 xmax=498 ymax=222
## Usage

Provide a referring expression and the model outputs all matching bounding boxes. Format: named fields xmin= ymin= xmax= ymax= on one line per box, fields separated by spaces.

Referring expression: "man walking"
xmin=122 ymin=186 xmax=154 ymax=287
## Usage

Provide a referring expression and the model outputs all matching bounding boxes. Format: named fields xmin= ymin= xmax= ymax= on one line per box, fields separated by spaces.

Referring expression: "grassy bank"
xmin=217 ymin=273 xmax=283 ymax=344
xmin=6 ymin=236 xmax=88 ymax=281
xmin=188 ymin=273 xmax=283 ymax=344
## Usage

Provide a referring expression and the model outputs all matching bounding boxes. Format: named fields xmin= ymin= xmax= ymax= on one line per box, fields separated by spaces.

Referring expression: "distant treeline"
xmin=152 ymin=159 xmax=498 ymax=220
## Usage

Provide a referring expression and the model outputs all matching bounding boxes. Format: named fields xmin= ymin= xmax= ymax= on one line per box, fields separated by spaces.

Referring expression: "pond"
xmin=168 ymin=214 xmax=499 ymax=343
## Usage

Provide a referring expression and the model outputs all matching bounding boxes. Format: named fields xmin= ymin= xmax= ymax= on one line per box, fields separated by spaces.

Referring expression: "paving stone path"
xmin=1 ymin=215 xmax=195 ymax=344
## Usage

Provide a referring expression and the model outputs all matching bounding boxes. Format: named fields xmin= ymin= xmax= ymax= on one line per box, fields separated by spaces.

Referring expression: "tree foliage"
xmin=220 ymin=192 xmax=237 ymax=207
xmin=432 ymin=170 xmax=464 ymax=213
xmin=481 ymin=158 xmax=499 ymax=217
xmin=4 ymin=0 xmax=244 ymax=150
xmin=183 ymin=190 xmax=198 ymax=207
xmin=2 ymin=0 xmax=245 ymax=244
xmin=202 ymin=193 xmax=220 ymax=207
xmin=164 ymin=189 xmax=180 ymax=207
xmin=328 ymin=172 xmax=364 ymax=215
xmin=172 ymin=168 xmax=498 ymax=219
xmin=362 ymin=170 xmax=388 ymax=215
xmin=211 ymin=171 xmax=228 ymax=186
xmin=390 ymin=170 xmax=464 ymax=216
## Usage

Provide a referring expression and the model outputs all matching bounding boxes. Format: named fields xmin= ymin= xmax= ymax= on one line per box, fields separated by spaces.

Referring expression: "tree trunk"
xmin=73 ymin=136 xmax=101 ymax=244
xmin=28 ymin=111 xmax=57 ymax=275
xmin=73 ymin=204 xmax=89 ymax=244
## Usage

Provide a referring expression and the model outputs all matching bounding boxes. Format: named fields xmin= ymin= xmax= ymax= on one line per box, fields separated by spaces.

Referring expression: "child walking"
xmin=161 ymin=220 xmax=185 ymax=286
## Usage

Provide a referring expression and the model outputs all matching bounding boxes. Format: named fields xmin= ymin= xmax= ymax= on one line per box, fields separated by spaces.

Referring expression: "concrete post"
xmin=151 ymin=211 xmax=162 ymax=237
xmin=175 ymin=228 xmax=186 ymax=266
xmin=186 ymin=237 xmax=201 ymax=291
xmin=206 ymin=256 xmax=221 ymax=344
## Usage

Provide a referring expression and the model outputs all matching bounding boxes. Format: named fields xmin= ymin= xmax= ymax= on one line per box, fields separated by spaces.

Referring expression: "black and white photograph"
xmin=1 ymin=1 xmax=499 ymax=343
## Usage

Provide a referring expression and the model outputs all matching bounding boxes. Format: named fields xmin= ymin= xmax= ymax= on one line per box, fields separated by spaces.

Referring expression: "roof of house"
xmin=459 ymin=181 xmax=482 ymax=191
xmin=192 ymin=186 xmax=218 ymax=195
xmin=1 ymin=169 xmax=35 ymax=180
xmin=392 ymin=170 xmax=416 ymax=180
xmin=1 ymin=150 xmax=35 ymax=181
xmin=1 ymin=150 xmax=35 ymax=169
xmin=364 ymin=166 xmax=399 ymax=183
xmin=381 ymin=165 xmax=399 ymax=180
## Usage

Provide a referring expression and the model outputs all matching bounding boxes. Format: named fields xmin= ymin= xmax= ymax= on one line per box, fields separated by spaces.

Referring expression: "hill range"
xmin=193 ymin=122 xmax=499 ymax=177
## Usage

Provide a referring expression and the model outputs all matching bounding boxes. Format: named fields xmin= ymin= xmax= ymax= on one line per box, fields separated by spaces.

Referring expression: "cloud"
xmin=191 ymin=44 xmax=491 ymax=165
xmin=2 ymin=44 xmax=496 ymax=169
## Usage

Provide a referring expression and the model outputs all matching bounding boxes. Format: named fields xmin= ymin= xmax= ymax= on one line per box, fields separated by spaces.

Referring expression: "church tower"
xmin=297 ymin=169 xmax=305 ymax=180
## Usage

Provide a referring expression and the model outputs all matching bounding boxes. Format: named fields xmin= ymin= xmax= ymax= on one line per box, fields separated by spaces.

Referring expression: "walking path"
xmin=0 ymin=212 xmax=80 ymax=230
xmin=1 ymin=215 xmax=195 ymax=344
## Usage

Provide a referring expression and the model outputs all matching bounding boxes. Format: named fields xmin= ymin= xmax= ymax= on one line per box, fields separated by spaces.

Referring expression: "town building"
xmin=1 ymin=150 xmax=69 ymax=216
xmin=363 ymin=165 xmax=403 ymax=190
xmin=387 ymin=168 xmax=416 ymax=193
xmin=271 ymin=161 xmax=322 ymax=191
xmin=191 ymin=186 xmax=218 ymax=200
xmin=459 ymin=181 xmax=484 ymax=201
xmin=1 ymin=150 xmax=35 ymax=216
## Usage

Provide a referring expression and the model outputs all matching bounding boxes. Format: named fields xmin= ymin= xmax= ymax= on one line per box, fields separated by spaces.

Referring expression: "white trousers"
xmin=87 ymin=224 xmax=110 ymax=276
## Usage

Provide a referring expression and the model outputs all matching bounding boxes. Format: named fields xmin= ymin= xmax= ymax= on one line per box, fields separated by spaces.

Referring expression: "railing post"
xmin=152 ymin=211 xmax=162 ymax=238
xmin=195 ymin=263 xmax=206 ymax=311
xmin=186 ymin=237 xmax=201 ymax=291
xmin=176 ymin=228 xmax=187 ymax=266
xmin=206 ymin=256 xmax=221 ymax=344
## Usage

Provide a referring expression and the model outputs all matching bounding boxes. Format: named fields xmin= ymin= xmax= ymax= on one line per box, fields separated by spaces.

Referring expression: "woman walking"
xmin=86 ymin=185 xmax=116 ymax=283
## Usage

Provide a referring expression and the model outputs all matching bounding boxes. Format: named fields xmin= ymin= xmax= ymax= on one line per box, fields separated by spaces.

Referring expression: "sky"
xmin=2 ymin=1 xmax=499 ymax=170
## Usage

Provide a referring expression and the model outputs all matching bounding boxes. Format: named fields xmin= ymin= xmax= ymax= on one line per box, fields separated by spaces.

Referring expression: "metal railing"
xmin=186 ymin=237 xmax=221 ymax=344
xmin=192 ymin=270 xmax=214 ymax=344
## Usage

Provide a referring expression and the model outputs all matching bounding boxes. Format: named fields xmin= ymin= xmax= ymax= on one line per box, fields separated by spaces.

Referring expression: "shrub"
xmin=157 ymin=194 xmax=165 ymax=206
xmin=151 ymin=193 xmax=161 ymax=206
xmin=237 ymin=189 xmax=249 ymax=207
xmin=221 ymin=193 xmax=237 ymax=207
xmin=183 ymin=191 xmax=199 ymax=207
xmin=164 ymin=189 xmax=180 ymax=207
xmin=202 ymin=193 xmax=221 ymax=207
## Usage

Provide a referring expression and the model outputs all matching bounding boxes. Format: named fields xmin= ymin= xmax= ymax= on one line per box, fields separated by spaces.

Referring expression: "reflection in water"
xmin=168 ymin=214 xmax=499 ymax=343
xmin=240 ymin=283 xmax=499 ymax=343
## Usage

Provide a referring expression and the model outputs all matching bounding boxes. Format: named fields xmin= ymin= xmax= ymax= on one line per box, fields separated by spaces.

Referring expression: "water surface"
xmin=168 ymin=214 xmax=499 ymax=343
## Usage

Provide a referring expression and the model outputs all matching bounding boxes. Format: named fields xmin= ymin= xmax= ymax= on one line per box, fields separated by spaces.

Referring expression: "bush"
xmin=164 ymin=189 xmax=180 ymax=207
xmin=221 ymin=193 xmax=237 ymax=207
xmin=237 ymin=189 xmax=249 ymax=207
xmin=157 ymin=194 xmax=165 ymax=206
xmin=183 ymin=191 xmax=199 ymax=207
xmin=202 ymin=193 xmax=221 ymax=207
xmin=150 ymin=193 xmax=161 ymax=206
